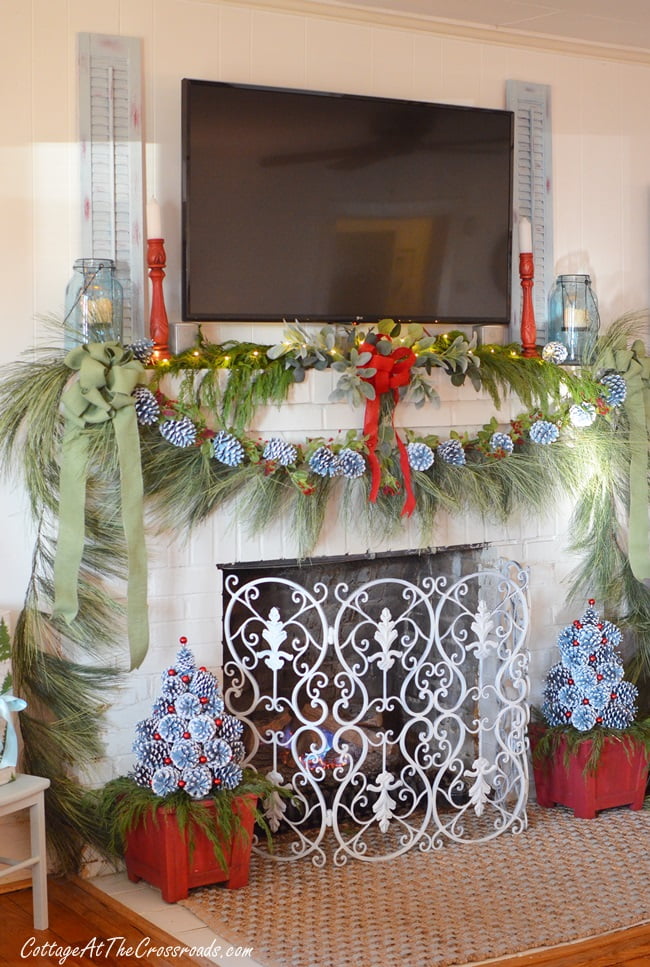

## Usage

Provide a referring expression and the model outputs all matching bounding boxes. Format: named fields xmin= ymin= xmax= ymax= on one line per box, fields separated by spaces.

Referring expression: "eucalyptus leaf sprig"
xmin=267 ymin=320 xmax=337 ymax=381
xmin=330 ymin=345 xmax=376 ymax=406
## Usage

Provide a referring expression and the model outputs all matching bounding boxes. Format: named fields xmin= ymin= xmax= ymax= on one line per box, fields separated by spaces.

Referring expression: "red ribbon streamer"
xmin=359 ymin=337 xmax=417 ymax=517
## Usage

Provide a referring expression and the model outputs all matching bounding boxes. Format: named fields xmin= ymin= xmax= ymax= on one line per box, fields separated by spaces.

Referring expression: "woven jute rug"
xmin=180 ymin=803 xmax=650 ymax=967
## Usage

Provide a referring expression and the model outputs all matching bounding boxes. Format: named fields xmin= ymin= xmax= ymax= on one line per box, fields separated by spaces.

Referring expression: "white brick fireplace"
xmin=98 ymin=337 xmax=579 ymax=789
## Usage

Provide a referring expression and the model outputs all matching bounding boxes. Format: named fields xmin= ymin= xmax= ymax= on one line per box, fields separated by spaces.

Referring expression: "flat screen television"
xmin=182 ymin=78 xmax=514 ymax=325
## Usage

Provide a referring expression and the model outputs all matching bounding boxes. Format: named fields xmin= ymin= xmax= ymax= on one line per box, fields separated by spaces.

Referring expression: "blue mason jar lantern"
xmin=547 ymin=274 xmax=600 ymax=365
xmin=64 ymin=258 xmax=123 ymax=349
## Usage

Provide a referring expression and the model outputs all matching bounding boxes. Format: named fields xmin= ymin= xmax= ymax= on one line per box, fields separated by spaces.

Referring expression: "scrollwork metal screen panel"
xmin=223 ymin=561 xmax=530 ymax=865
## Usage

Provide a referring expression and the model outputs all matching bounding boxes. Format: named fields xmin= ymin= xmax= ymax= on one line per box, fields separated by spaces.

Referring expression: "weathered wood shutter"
xmin=77 ymin=34 xmax=145 ymax=340
xmin=506 ymin=80 xmax=554 ymax=344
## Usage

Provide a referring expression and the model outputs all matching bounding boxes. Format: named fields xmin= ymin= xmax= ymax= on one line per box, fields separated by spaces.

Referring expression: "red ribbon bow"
xmin=358 ymin=336 xmax=417 ymax=516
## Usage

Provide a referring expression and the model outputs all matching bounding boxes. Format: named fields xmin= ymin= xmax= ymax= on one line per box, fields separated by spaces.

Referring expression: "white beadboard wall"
xmin=2 ymin=0 xmax=650 ymax=804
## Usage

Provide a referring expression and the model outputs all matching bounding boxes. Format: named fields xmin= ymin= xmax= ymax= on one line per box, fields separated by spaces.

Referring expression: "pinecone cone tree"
xmin=541 ymin=600 xmax=638 ymax=731
xmin=131 ymin=638 xmax=246 ymax=798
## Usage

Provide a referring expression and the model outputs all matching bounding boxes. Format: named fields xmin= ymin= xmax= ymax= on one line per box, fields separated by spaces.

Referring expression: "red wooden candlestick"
xmin=147 ymin=238 xmax=171 ymax=361
xmin=519 ymin=251 xmax=539 ymax=358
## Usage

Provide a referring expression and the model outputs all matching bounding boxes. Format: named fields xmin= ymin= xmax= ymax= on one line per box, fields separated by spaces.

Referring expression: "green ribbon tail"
xmin=598 ymin=342 xmax=650 ymax=584
xmin=113 ymin=406 xmax=149 ymax=669
xmin=625 ymin=377 xmax=650 ymax=583
xmin=53 ymin=427 xmax=89 ymax=623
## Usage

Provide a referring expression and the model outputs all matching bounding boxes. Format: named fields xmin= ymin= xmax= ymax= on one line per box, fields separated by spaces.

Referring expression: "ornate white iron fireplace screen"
xmin=223 ymin=560 xmax=530 ymax=865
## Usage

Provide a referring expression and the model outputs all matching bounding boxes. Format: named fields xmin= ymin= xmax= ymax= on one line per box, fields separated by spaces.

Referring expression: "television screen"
xmin=182 ymin=79 xmax=514 ymax=325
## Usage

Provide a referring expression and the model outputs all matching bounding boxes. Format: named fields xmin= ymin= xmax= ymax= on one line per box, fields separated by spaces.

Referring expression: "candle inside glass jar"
xmin=563 ymin=307 xmax=588 ymax=330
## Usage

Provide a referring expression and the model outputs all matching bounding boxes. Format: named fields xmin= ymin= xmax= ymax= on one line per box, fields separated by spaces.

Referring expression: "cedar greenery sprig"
xmin=156 ymin=319 xmax=604 ymax=429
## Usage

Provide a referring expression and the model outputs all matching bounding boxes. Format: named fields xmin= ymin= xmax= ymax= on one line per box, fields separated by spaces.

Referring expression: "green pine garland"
xmin=0 ymin=314 xmax=649 ymax=871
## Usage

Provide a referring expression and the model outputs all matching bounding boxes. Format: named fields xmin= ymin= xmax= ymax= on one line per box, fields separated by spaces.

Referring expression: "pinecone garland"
xmin=407 ymin=442 xmax=435 ymax=471
xmin=529 ymin=420 xmax=559 ymax=445
xmin=488 ymin=432 xmax=514 ymax=455
xmin=541 ymin=601 xmax=638 ymax=731
xmin=212 ymin=430 xmax=245 ymax=467
xmin=599 ymin=372 xmax=627 ymax=407
xmin=133 ymin=386 xmax=160 ymax=426
xmin=338 ymin=448 xmax=365 ymax=478
xmin=160 ymin=416 xmax=197 ymax=448
xmin=131 ymin=639 xmax=246 ymax=798
xmin=262 ymin=438 xmax=298 ymax=466
xmin=309 ymin=445 xmax=341 ymax=477
xmin=437 ymin=439 xmax=466 ymax=466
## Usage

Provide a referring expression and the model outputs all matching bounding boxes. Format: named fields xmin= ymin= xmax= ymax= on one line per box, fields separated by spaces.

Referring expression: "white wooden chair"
xmin=0 ymin=774 xmax=50 ymax=929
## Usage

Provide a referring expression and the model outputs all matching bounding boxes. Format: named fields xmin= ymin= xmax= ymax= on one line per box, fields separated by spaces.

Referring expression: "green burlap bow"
xmin=53 ymin=342 xmax=149 ymax=669
xmin=598 ymin=339 xmax=650 ymax=584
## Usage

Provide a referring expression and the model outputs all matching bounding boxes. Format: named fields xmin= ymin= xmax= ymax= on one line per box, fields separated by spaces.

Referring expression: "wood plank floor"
xmin=0 ymin=877 xmax=648 ymax=966
xmin=0 ymin=878 xmax=213 ymax=967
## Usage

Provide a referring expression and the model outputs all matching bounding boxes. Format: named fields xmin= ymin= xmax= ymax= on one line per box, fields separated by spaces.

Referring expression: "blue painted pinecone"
xmin=206 ymin=737 xmax=233 ymax=767
xmin=219 ymin=714 xmax=244 ymax=748
xmin=529 ymin=420 xmax=559 ymax=445
xmin=569 ymin=402 xmax=596 ymax=428
xmin=309 ymin=445 xmax=341 ymax=477
xmin=437 ymin=439 xmax=466 ymax=466
xmin=174 ymin=645 xmax=195 ymax=674
xmin=213 ymin=430 xmax=245 ymax=466
xmin=133 ymin=385 xmax=160 ymax=426
xmin=132 ymin=763 xmax=154 ymax=789
xmin=541 ymin=341 xmax=568 ymax=365
xmin=602 ymin=703 xmax=635 ymax=729
xmin=407 ymin=442 xmax=435 ymax=471
xmin=126 ymin=338 xmax=154 ymax=364
xmin=151 ymin=766 xmax=179 ymax=797
xmin=215 ymin=762 xmax=243 ymax=790
xmin=133 ymin=738 xmax=166 ymax=770
xmin=262 ymin=437 xmax=298 ymax=466
xmin=160 ymin=415 xmax=197 ymax=448
xmin=488 ymin=431 xmax=514 ymax=454
xmin=182 ymin=766 xmax=212 ymax=799
xmin=338 ymin=448 xmax=365 ymax=478
xmin=134 ymin=718 xmax=158 ymax=742
xmin=599 ymin=372 xmax=627 ymax=406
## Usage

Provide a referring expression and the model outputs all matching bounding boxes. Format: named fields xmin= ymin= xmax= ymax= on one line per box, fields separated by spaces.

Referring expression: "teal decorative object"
xmin=64 ymin=258 xmax=123 ymax=349
xmin=548 ymin=274 xmax=600 ymax=364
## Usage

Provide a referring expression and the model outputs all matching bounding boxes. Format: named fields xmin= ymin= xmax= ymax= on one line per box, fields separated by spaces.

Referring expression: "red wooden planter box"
xmin=530 ymin=728 xmax=649 ymax=820
xmin=124 ymin=793 xmax=257 ymax=902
